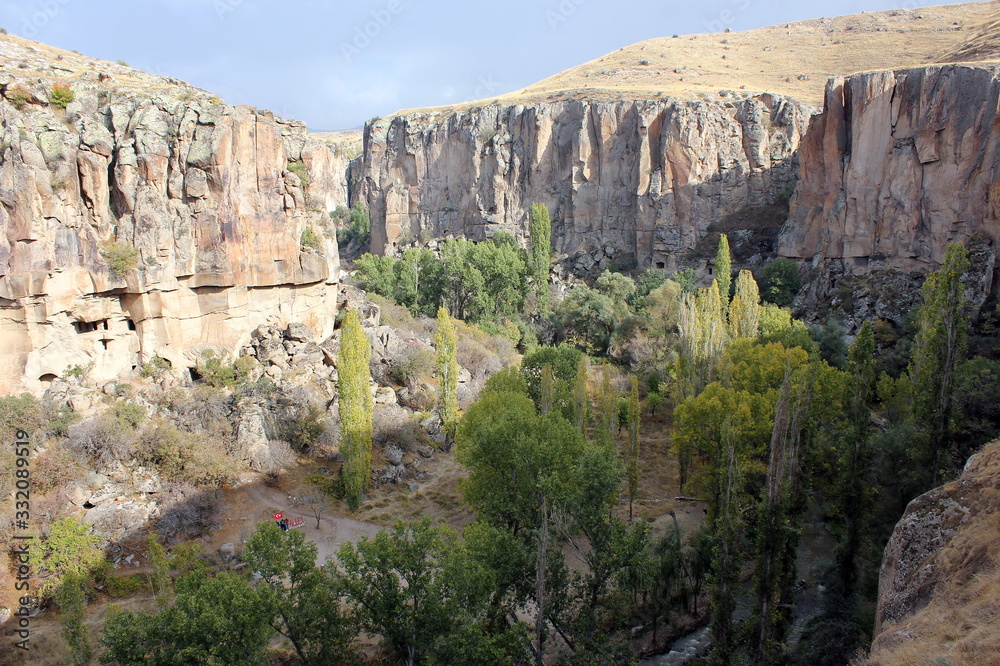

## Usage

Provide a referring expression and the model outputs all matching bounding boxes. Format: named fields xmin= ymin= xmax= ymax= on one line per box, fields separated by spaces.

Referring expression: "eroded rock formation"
xmin=780 ymin=64 xmax=1000 ymax=324
xmin=0 ymin=38 xmax=350 ymax=394
xmin=869 ymin=440 xmax=1000 ymax=663
xmin=360 ymin=94 xmax=814 ymax=272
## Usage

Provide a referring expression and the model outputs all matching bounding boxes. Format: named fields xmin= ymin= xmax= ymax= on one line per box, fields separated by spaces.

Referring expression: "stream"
xmin=641 ymin=510 xmax=837 ymax=664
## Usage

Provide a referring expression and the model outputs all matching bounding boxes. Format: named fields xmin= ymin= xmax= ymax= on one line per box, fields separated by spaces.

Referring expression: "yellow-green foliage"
xmin=435 ymin=307 xmax=459 ymax=441
xmin=716 ymin=234 xmax=732 ymax=311
xmin=338 ymin=309 xmax=373 ymax=510
xmin=30 ymin=517 xmax=105 ymax=599
xmin=101 ymin=241 xmax=139 ymax=278
xmin=49 ymin=81 xmax=75 ymax=109
xmin=196 ymin=350 xmax=257 ymax=388
xmin=729 ymin=269 xmax=762 ymax=339
xmin=300 ymin=225 xmax=322 ymax=250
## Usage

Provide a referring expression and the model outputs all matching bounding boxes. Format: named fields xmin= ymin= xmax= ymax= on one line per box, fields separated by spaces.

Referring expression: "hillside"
xmin=393 ymin=1 xmax=1000 ymax=118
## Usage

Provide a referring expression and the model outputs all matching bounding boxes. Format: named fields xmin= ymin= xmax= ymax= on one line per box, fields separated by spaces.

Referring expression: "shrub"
xmin=6 ymin=84 xmax=34 ymax=110
xmin=0 ymin=393 xmax=43 ymax=442
xmin=287 ymin=160 xmax=308 ymax=188
xmin=157 ymin=483 xmax=221 ymax=541
xmin=140 ymin=355 xmax=171 ymax=379
xmin=101 ymin=241 xmax=139 ymax=278
xmin=48 ymin=82 xmax=75 ymax=109
xmin=760 ymin=257 xmax=801 ymax=307
xmin=390 ymin=345 xmax=435 ymax=387
xmin=300 ymin=225 xmax=322 ymax=250
xmin=32 ymin=444 xmax=88 ymax=494
xmin=281 ymin=404 xmax=327 ymax=452
xmin=196 ymin=350 xmax=257 ymax=388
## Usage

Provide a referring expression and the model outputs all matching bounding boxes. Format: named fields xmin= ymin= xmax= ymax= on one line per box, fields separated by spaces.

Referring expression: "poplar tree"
xmin=530 ymin=203 xmax=552 ymax=313
xmin=715 ymin=234 xmax=732 ymax=311
xmin=908 ymin=242 xmax=970 ymax=472
xmin=729 ymin=269 xmax=761 ymax=339
xmin=339 ymin=309 xmax=373 ymax=510
xmin=574 ymin=355 xmax=588 ymax=433
xmin=435 ymin=306 xmax=459 ymax=448
xmin=540 ymin=365 xmax=556 ymax=416
xmin=627 ymin=376 xmax=641 ymax=521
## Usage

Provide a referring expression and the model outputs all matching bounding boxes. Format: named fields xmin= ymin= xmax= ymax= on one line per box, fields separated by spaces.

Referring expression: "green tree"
xmin=334 ymin=519 xmax=526 ymax=666
xmin=908 ymin=242 xmax=971 ymax=472
xmin=760 ymin=258 xmax=801 ymax=307
xmin=715 ymin=234 xmax=732 ymax=311
xmin=436 ymin=307 xmax=459 ymax=447
xmin=244 ymin=523 xmax=358 ymax=664
xmin=529 ymin=203 xmax=552 ymax=313
xmin=836 ymin=320 xmax=876 ymax=597
xmin=627 ymin=376 xmax=641 ymax=521
xmin=30 ymin=517 xmax=104 ymax=599
xmin=574 ymin=355 xmax=588 ymax=433
xmin=540 ymin=365 xmax=556 ymax=415
xmin=57 ymin=573 xmax=92 ymax=666
xmin=100 ymin=570 xmax=273 ymax=666
xmin=556 ymin=285 xmax=617 ymax=354
xmin=338 ymin=309 xmax=373 ymax=510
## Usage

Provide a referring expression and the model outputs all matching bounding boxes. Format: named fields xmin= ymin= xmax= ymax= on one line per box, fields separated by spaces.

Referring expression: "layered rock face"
xmin=0 ymin=47 xmax=347 ymax=394
xmin=780 ymin=64 xmax=1000 ymax=322
xmin=360 ymin=94 xmax=814 ymax=271
xmin=869 ymin=440 xmax=1000 ymax=664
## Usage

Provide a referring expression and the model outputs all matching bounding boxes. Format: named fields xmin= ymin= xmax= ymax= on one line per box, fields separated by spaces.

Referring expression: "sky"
xmin=0 ymin=0 xmax=944 ymax=130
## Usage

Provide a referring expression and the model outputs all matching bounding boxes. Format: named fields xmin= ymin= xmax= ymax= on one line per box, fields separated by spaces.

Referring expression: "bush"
xmin=32 ymin=444 xmax=89 ymax=494
xmin=196 ymin=350 xmax=257 ymax=388
xmin=0 ymin=393 xmax=43 ymax=442
xmin=101 ymin=241 xmax=139 ymax=278
xmin=49 ymin=82 xmax=75 ymax=109
xmin=336 ymin=201 xmax=371 ymax=247
xmin=6 ymin=84 xmax=34 ymax=110
xmin=760 ymin=257 xmax=801 ymax=307
xmin=287 ymin=160 xmax=308 ymax=188
xmin=280 ymin=404 xmax=327 ymax=452
xmin=300 ymin=225 xmax=322 ymax=250
xmin=140 ymin=356 xmax=171 ymax=379
xmin=390 ymin=345 xmax=436 ymax=387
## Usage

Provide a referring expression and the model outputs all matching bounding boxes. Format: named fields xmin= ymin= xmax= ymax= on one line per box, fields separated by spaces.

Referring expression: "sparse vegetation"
xmin=287 ymin=159 xmax=308 ymax=188
xmin=100 ymin=241 xmax=139 ymax=278
xmin=6 ymin=83 xmax=34 ymax=110
xmin=299 ymin=224 xmax=322 ymax=250
xmin=49 ymin=81 xmax=75 ymax=109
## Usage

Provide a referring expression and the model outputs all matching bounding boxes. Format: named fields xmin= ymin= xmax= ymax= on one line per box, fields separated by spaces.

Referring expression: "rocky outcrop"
xmin=869 ymin=440 xmax=1000 ymax=663
xmin=780 ymin=64 xmax=1000 ymax=323
xmin=0 ymin=37 xmax=349 ymax=394
xmin=360 ymin=94 xmax=814 ymax=271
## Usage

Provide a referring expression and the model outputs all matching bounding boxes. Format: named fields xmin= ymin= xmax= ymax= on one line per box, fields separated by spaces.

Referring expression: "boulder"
xmin=285 ymin=322 xmax=312 ymax=342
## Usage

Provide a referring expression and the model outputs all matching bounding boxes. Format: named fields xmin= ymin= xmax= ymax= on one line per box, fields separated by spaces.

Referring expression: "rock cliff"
xmin=0 ymin=36 xmax=350 ymax=394
xmin=779 ymin=64 xmax=1000 ymax=325
xmin=868 ymin=440 xmax=1000 ymax=665
xmin=359 ymin=94 xmax=814 ymax=272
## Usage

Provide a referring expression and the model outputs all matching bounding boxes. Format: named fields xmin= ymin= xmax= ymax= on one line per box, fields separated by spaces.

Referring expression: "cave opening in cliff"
xmin=38 ymin=374 xmax=58 ymax=388
xmin=189 ymin=367 xmax=202 ymax=382
xmin=655 ymin=261 xmax=666 ymax=269
xmin=127 ymin=319 xmax=136 ymax=331
xmin=74 ymin=319 xmax=108 ymax=334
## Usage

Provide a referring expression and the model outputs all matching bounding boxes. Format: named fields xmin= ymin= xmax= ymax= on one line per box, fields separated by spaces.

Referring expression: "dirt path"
xmin=223 ymin=478 xmax=382 ymax=563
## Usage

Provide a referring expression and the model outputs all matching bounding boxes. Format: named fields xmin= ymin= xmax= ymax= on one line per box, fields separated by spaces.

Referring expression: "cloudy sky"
xmin=1 ymin=0 xmax=939 ymax=130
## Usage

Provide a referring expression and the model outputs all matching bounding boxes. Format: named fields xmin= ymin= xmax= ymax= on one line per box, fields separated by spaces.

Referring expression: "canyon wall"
xmin=359 ymin=94 xmax=814 ymax=272
xmin=868 ymin=440 xmax=1000 ymax=664
xmin=780 ymin=64 xmax=1000 ymax=323
xmin=0 ymin=60 xmax=348 ymax=394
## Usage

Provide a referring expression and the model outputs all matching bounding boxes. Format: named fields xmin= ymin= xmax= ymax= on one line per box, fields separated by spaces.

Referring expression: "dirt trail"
xmin=223 ymin=478 xmax=382 ymax=563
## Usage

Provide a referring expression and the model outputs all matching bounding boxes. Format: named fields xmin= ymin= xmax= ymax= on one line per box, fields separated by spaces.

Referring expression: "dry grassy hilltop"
xmin=394 ymin=1 xmax=1000 ymax=117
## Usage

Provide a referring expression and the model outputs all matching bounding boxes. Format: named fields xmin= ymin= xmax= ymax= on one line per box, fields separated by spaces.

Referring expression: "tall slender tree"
xmin=715 ymin=234 xmax=732 ymax=312
xmin=530 ymin=203 xmax=552 ymax=313
xmin=627 ymin=376 xmax=641 ymax=521
xmin=908 ymin=242 xmax=970 ymax=473
xmin=729 ymin=269 xmax=762 ymax=339
xmin=435 ymin=306 xmax=459 ymax=448
xmin=339 ymin=309 xmax=373 ymax=510
xmin=574 ymin=355 xmax=588 ymax=433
